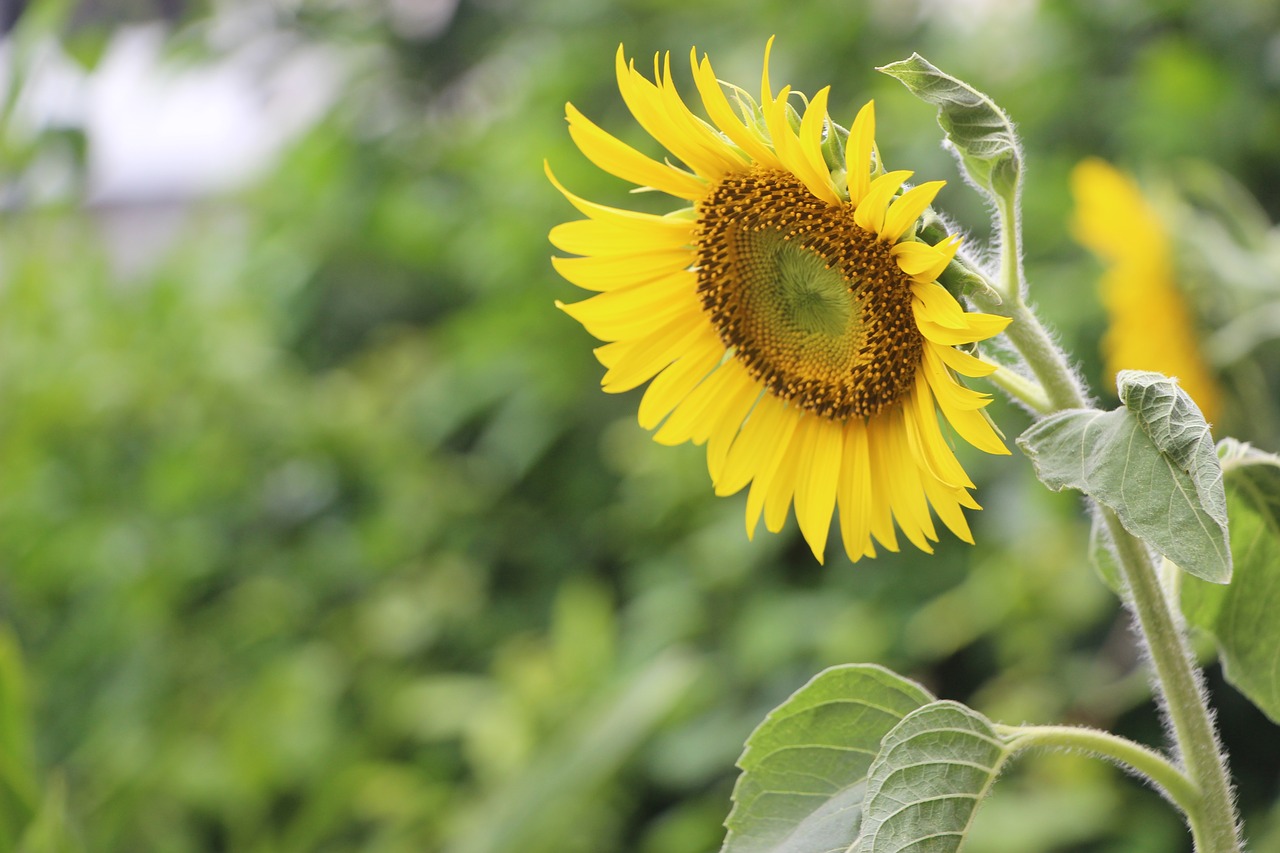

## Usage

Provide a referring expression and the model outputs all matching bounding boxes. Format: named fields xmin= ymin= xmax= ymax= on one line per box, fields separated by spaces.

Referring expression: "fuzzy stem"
xmin=985 ymin=362 xmax=1054 ymax=414
xmin=981 ymin=223 xmax=1243 ymax=848
xmin=996 ymin=195 xmax=1026 ymax=300
xmin=1101 ymin=509 xmax=1242 ymax=853
xmin=996 ymin=723 xmax=1199 ymax=818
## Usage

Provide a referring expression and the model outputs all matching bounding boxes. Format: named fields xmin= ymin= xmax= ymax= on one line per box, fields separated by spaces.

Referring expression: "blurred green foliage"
xmin=0 ymin=0 xmax=1277 ymax=851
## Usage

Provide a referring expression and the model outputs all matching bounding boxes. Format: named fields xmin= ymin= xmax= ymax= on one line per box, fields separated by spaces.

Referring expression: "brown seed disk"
xmin=694 ymin=168 xmax=923 ymax=420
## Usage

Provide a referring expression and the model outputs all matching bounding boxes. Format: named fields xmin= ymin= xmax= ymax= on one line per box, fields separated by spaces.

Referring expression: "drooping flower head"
xmin=1071 ymin=158 xmax=1222 ymax=425
xmin=548 ymin=41 xmax=1011 ymax=563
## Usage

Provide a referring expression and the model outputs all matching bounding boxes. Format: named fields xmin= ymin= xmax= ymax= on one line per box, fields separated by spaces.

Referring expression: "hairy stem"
xmin=985 ymin=362 xmax=1053 ymax=414
xmin=1101 ymin=509 xmax=1242 ymax=853
xmin=996 ymin=723 xmax=1198 ymax=818
xmin=984 ymin=206 xmax=1242 ymax=848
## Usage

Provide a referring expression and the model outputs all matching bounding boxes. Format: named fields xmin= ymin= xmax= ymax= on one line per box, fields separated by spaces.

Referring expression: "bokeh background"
xmin=1 ymin=0 xmax=1278 ymax=850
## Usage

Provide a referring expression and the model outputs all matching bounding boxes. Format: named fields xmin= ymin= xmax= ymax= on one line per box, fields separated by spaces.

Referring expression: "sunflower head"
xmin=1071 ymin=158 xmax=1222 ymax=425
xmin=549 ymin=40 xmax=1011 ymax=563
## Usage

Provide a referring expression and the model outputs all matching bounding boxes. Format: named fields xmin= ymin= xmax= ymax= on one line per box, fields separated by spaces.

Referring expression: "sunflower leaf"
xmin=721 ymin=664 xmax=933 ymax=853
xmin=1017 ymin=370 xmax=1231 ymax=584
xmin=1182 ymin=438 xmax=1280 ymax=724
xmin=877 ymin=54 xmax=1022 ymax=203
xmin=858 ymin=701 xmax=1009 ymax=853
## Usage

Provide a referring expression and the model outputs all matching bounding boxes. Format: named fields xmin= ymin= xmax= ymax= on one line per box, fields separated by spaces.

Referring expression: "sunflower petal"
xmin=615 ymin=48 xmax=743 ymax=181
xmin=716 ymin=393 xmax=797 ymax=497
xmin=837 ymin=418 xmax=875 ymax=562
xmin=845 ymin=100 xmax=876 ymax=205
xmin=853 ymin=170 xmax=911 ymax=234
xmin=691 ymin=50 xmax=777 ymax=165
xmin=566 ymin=102 xmax=706 ymax=199
xmin=637 ymin=330 xmax=726 ymax=429
xmin=881 ymin=180 xmax=945 ymax=243
xmin=654 ymin=361 xmax=737 ymax=446
xmin=545 ymin=162 xmax=697 ymax=232
xmin=916 ymin=311 xmax=1011 ymax=346
xmin=911 ymin=280 xmax=972 ymax=329
xmin=793 ymin=415 xmax=843 ymax=562
xmin=864 ymin=415 xmax=900 ymax=553
xmin=705 ymin=363 xmax=765 ymax=482
xmin=599 ymin=311 xmax=707 ymax=391
xmin=790 ymin=86 xmax=842 ymax=205
xmin=550 ymin=217 xmax=692 ymax=255
xmin=557 ymin=273 xmax=699 ymax=340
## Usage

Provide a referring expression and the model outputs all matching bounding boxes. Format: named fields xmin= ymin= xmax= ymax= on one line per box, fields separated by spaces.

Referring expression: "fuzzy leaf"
xmin=858 ymin=701 xmax=1008 ymax=853
xmin=877 ymin=54 xmax=1021 ymax=202
xmin=721 ymin=665 xmax=933 ymax=853
xmin=1018 ymin=370 xmax=1230 ymax=584
xmin=1183 ymin=439 xmax=1280 ymax=724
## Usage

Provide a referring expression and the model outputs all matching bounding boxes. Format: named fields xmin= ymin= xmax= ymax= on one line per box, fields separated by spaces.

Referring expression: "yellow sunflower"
xmin=1071 ymin=158 xmax=1222 ymax=425
xmin=548 ymin=41 xmax=1011 ymax=563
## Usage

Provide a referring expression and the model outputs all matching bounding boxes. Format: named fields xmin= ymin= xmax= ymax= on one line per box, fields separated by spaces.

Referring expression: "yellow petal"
xmin=549 ymin=217 xmax=692 ymax=256
xmin=920 ymin=473 xmax=976 ymax=544
xmin=657 ymin=52 xmax=747 ymax=175
xmin=901 ymin=375 xmax=974 ymax=490
xmin=845 ymin=100 xmax=876 ymax=206
xmin=916 ymin=311 xmax=1011 ymax=346
xmin=877 ymin=409 xmax=937 ymax=553
xmin=892 ymin=240 xmax=948 ymax=277
xmin=924 ymin=351 xmax=1009 ymax=456
xmin=853 ymin=170 xmax=911 ymax=234
xmin=615 ymin=48 xmax=743 ymax=181
xmin=933 ymin=342 xmax=998 ymax=378
xmin=716 ymin=392 xmax=797 ymax=497
xmin=880 ymin=180 xmax=945 ymax=243
xmin=545 ymin=162 xmax=696 ymax=232
xmin=705 ymin=362 xmax=765 ymax=483
xmin=600 ymin=311 xmax=708 ymax=391
xmin=691 ymin=50 xmax=777 ymax=166
xmin=790 ymin=86 xmax=842 ymax=206
xmin=637 ymin=329 xmax=726 ymax=429
xmin=910 ymin=280 xmax=970 ymax=330
xmin=566 ymin=102 xmax=706 ymax=200
xmin=921 ymin=346 xmax=993 ymax=412
xmin=557 ymin=272 xmax=699 ymax=341
xmin=744 ymin=412 xmax=803 ymax=539
xmin=837 ymin=418 xmax=874 ymax=562
xmin=551 ymin=250 xmax=691 ymax=292
xmin=763 ymin=424 xmax=805 ymax=534
xmin=793 ymin=415 xmax=843 ymax=562
xmin=654 ymin=360 xmax=738 ymax=446
xmin=864 ymin=414 xmax=900 ymax=553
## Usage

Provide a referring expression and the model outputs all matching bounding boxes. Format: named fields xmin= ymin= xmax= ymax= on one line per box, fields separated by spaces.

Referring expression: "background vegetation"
xmin=0 ymin=0 xmax=1277 ymax=850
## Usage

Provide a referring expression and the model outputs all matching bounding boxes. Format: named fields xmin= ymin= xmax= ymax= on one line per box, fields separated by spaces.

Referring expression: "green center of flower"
xmin=695 ymin=168 xmax=923 ymax=419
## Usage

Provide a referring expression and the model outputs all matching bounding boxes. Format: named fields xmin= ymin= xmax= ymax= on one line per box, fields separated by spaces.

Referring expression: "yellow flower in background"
xmin=1071 ymin=158 xmax=1222 ymax=424
xmin=548 ymin=41 xmax=1011 ymax=563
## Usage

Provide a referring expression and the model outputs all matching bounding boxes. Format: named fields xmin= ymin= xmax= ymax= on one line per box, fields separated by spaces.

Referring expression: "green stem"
xmin=1101 ymin=509 xmax=1242 ymax=853
xmin=982 ymin=194 xmax=1242 ymax=848
xmin=996 ymin=723 xmax=1198 ymax=818
xmin=985 ymin=362 xmax=1053 ymax=414
xmin=997 ymin=301 xmax=1089 ymax=411
xmin=996 ymin=195 xmax=1025 ymax=300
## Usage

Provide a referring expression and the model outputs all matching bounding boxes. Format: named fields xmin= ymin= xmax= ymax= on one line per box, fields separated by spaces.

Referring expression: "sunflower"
xmin=548 ymin=41 xmax=1011 ymax=563
xmin=1071 ymin=158 xmax=1222 ymax=425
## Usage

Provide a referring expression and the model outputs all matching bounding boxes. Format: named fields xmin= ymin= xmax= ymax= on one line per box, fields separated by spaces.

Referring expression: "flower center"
xmin=694 ymin=168 xmax=923 ymax=420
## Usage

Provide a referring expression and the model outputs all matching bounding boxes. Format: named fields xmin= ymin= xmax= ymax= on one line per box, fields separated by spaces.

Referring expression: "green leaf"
xmin=877 ymin=54 xmax=1022 ymax=202
xmin=1017 ymin=370 xmax=1231 ymax=584
xmin=858 ymin=701 xmax=1008 ymax=853
xmin=1183 ymin=438 xmax=1280 ymax=724
xmin=722 ymin=664 xmax=934 ymax=853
